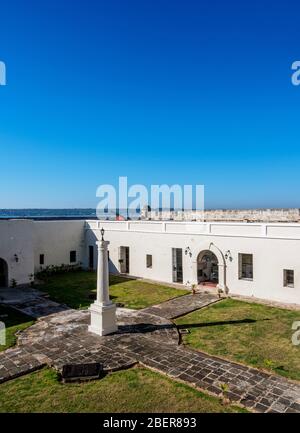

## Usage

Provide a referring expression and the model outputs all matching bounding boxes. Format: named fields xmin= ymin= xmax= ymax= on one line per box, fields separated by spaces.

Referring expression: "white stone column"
xmin=88 ymin=237 xmax=117 ymax=336
xmin=96 ymin=240 xmax=110 ymax=305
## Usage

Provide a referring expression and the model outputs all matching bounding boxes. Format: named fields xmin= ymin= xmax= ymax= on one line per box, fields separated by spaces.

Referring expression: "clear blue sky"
xmin=0 ymin=0 xmax=299 ymax=209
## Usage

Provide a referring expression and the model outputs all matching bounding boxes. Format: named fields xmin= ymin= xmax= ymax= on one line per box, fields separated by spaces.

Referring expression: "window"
xmin=284 ymin=269 xmax=294 ymax=287
xmin=146 ymin=254 xmax=152 ymax=268
xmin=88 ymin=246 xmax=94 ymax=269
xmin=39 ymin=254 xmax=44 ymax=265
xmin=119 ymin=246 xmax=130 ymax=273
xmin=172 ymin=248 xmax=183 ymax=283
xmin=239 ymin=253 xmax=253 ymax=280
xmin=70 ymin=250 xmax=77 ymax=263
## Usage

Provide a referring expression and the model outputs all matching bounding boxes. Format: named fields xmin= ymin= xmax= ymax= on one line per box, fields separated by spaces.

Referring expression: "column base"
xmin=88 ymin=302 xmax=118 ymax=336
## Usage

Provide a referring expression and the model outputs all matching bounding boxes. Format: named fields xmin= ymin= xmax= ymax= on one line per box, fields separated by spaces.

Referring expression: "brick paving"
xmin=143 ymin=292 xmax=220 ymax=319
xmin=0 ymin=287 xmax=67 ymax=317
xmin=134 ymin=344 xmax=300 ymax=413
xmin=0 ymin=292 xmax=300 ymax=413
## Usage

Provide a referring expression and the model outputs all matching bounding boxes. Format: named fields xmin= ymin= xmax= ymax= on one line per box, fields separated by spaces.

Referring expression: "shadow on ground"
xmin=177 ymin=318 xmax=271 ymax=329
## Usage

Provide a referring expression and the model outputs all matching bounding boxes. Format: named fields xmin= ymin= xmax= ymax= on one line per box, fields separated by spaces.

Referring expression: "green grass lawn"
xmin=175 ymin=298 xmax=300 ymax=381
xmin=0 ymin=305 xmax=34 ymax=352
xmin=0 ymin=366 xmax=246 ymax=413
xmin=37 ymin=271 xmax=189 ymax=310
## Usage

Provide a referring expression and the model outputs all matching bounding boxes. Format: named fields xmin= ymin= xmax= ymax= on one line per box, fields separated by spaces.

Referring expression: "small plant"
xmin=263 ymin=359 xmax=276 ymax=370
xmin=191 ymin=284 xmax=197 ymax=295
xmin=10 ymin=278 xmax=17 ymax=288
xmin=185 ymin=281 xmax=197 ymax=294
xmin=219 ymin=382 xmax=230 ymax=405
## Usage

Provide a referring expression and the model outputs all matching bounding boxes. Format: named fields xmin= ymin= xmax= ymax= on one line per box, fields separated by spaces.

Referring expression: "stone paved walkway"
xmin=0 ymin=287 xmax=67 ymax=317
xmin=143 ymin=292 xmax=220 ymax=319
xmin=0 ymin=292 xmax=300 ymax=413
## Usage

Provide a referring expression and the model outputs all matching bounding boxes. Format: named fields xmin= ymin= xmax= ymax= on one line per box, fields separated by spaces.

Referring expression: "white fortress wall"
xmin=0 ymin=220 xmax=35 ymax=285
xmin=86 ymin=220 xmax=300 ymax=305
xmin=0 ymin=219 xmax=299 ymax=306
xmin=0 ymin=220 xmax=86 ymax=285
xmin=33 ymin=220 xmax=86 ymax=272
xmin=140 ymin=208 xmax=300 ymax=222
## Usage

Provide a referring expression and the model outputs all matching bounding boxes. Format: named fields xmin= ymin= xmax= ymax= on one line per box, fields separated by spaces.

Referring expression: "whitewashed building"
xmin=0 ymin=219 xmax=300 ymax=306
xmin=0 ymin=220 xmax=85 ymax=286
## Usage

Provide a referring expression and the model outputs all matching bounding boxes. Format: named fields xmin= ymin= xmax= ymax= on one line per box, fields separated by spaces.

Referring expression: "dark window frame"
xmin=146 ymin=254 xmax=152 ymax=268
xmin=88 ymin=245 xmax=94 ymax=269
xmin=238 ymin=253 xmax=253 ymax=280
xmin=283 ymin=269 xmax=294 ymax=288
xmin=172 ymin=248 xmax=183 ymax=283
xmin=70 ymin=250 xmax=77 ymax=263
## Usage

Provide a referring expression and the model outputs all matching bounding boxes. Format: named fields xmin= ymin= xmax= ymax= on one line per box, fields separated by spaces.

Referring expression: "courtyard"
xmin=175 ymin=298 xmax=300 ymax=381
xmin=36 ymin=270 xmax=190 ymax=310
xmin=0 ymin=367 xmax=245 ymax=413
xmin=0 ymin=271 xmax=300 ymax=413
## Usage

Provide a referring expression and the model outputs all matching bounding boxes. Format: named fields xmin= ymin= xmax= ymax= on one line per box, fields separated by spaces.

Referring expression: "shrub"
xmin=36 ymin=263 xmax=82 ymax=280
xmin=10 ymin=278 xmax=17 ymax=288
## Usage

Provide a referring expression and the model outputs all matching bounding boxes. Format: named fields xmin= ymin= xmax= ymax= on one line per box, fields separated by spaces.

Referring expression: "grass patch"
xmin=0 ymin=366 xmax=246 ymax=413
xmin=175 ymin=298 xmax=300 ymax=381
xmin=0 ymin=305 xmax=34 ymax=352
xmin=37 ymin=271 xmax=189 ymax=310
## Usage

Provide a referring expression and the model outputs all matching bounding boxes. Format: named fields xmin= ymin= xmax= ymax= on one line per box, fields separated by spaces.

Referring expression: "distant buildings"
xmin=140 ymin=207 xmax=300 ymax=223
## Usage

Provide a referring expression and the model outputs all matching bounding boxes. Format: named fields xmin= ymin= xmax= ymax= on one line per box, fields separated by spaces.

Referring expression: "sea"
xmin=0 ymin=209 xmax=140 ymax=220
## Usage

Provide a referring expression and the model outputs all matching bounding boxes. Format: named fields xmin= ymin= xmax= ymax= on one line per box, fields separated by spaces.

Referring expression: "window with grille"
xmin=283 ymin=269 xmax=294 ymax=287
xmin=238 ymin=253 xmax=253 ymax=280
xmin=172 ymin=248 xmax=183 ymax=283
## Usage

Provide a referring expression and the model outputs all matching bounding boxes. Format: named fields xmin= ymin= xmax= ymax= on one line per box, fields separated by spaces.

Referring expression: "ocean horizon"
xmin=0 ymin=208 xmax=141 ymax=220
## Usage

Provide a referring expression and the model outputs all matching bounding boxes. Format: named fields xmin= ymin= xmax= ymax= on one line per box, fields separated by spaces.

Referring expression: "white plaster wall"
xmin=1 ymin=218 xmax=300 ymax=305
xmin=33 ymin=220 xmax=86 ymax=271
xmin=0 ymin=219 xmax=86 ymax=285
xmin=86 ymin=220 xmax=300 ymax=305
xmin=0 ymin=220 xmax=34 ymax=285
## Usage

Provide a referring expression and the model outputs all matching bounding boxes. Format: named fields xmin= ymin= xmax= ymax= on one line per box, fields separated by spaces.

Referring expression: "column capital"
xmin=96 ymin=240 xmax=110 ymax=249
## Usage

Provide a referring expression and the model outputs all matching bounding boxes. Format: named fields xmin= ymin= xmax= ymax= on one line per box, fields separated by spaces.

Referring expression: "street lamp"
xmin=184 ymin=247 xmax=192 ymax=258
xmin=100 ymin=228 xmax=105 ymax=241
xmin=225 ymin=250 xmax=233 ymax=261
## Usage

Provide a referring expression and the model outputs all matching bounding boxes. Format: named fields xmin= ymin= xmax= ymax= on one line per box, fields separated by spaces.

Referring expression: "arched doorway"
xmin=197 ymin=250 xmax=219 ymax=286
xmin=192 ymin=243 xmax=228 ymax=294
xmin=0 ymin=258 xmax=8 ymax=287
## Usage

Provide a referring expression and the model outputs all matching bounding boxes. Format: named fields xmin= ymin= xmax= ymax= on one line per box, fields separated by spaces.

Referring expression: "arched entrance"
xmin=192 ymin=243 xmax=228 ymax=294
xmin=197 ymin=250 xmax=219 ymax=286
xmin=0 ymin=258 xmax=8 ymax=287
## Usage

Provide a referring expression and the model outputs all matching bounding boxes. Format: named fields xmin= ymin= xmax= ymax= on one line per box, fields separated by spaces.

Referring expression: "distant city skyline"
xmin=1 ymin=1 xmax=300 ymax=208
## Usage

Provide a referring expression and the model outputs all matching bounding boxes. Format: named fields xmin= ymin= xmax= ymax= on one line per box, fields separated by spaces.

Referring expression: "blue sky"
xmin=0 ymin=0 xmax=299 ymax=209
